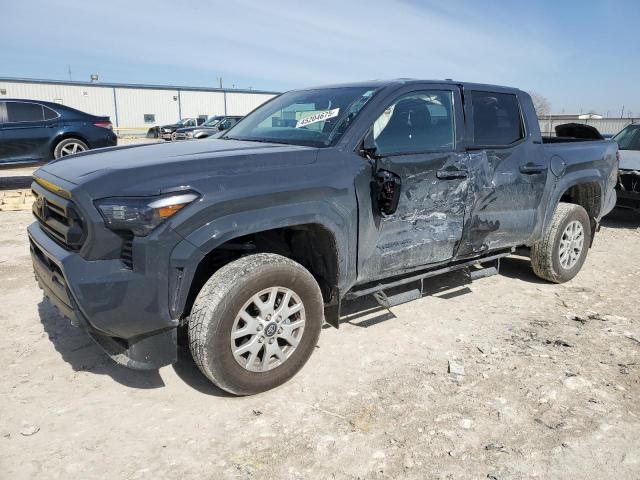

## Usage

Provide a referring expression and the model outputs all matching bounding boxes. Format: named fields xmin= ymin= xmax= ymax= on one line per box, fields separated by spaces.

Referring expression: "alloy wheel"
xmin=230 ymin=286 xmax=305 ymax=372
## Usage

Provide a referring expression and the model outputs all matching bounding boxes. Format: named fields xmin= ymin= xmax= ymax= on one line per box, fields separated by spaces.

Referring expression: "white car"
xmin=612 ymin=123 xmax=640 ymax=211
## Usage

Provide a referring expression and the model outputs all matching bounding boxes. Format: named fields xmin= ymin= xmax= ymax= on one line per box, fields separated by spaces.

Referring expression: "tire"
xmin=54 ymin=138 xmax=88 ymax=159
xmin=188 ymin=253 xmax=324 ymax=395
xmin=531 ymin=203 xmax=591 ymax=283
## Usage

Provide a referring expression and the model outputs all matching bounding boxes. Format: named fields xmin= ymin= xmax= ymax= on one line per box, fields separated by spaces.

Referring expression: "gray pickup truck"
xmin=28 ymin=80 xmax=618 ymax=395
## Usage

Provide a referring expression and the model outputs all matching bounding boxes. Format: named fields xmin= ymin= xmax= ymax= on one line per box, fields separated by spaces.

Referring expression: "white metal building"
xmin=0 ymin=77 xmax=279 ymax=133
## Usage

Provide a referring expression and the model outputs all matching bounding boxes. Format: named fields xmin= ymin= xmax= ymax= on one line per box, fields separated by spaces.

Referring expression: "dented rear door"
xmin=456 ymin=89 xmax=548 ymax=256
xmin=356 ymin=85 xmax=470 ymax=281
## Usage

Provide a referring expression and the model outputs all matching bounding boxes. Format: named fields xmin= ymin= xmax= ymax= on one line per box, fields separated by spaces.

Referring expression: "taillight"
xmin=94 ymin=121 xmax=113 ymax=130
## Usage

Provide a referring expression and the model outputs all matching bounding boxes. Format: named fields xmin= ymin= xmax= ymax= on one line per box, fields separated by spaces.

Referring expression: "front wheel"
xmin=530 ymin=203 xmax=591 ymax=283
xmin=188 ymin=253 xmax=324 ymax=395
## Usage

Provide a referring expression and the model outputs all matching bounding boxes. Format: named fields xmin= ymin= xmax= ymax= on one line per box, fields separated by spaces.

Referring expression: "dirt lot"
xmin=1 ymin=203 xmax=639 ymax=479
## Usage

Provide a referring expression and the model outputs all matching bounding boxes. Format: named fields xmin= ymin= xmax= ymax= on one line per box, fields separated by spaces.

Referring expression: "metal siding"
xmin=179 ymin=91 xmax=226 ymax=119
xmin=225 ymin=93 xmax=275 ymax=116
xmin=0 ymin=80 xmax=115 ymax=119
xmin=114 ymin=88 xmax=180 ymax=129
xmin=0 ymin=80 xmax=277 ymax=131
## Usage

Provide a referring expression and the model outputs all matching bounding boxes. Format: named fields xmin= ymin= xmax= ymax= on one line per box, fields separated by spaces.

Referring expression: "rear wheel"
xmin=531 ymin=203 xmax=591 ymax=283
xmin=188 ymin=253 xmax=324 ymax=395
xmin=54 ymin=138 xmax=88 ymax=159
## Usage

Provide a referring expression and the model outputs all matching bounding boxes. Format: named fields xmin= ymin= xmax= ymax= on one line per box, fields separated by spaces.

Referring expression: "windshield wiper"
xmin=230 ymin=137 xmax=294 ymax=146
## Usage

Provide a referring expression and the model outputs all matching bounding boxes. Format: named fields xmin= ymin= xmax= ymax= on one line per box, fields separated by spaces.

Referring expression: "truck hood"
xmin=36 ymin=139 xmax=319 ymax=198
xmin=619 ymin=150 xmax=640 ymax=171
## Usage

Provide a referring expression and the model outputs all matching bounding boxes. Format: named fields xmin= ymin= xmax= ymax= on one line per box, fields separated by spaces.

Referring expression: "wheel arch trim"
xmin=169 ymin=201 xmax=357 ymax=319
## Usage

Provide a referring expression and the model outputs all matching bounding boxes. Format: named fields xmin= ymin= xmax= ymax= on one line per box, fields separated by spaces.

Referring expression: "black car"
xmin=174 ymin=115 xmax=243 ymax=140
xmin=0 ymin=99 xmax=117 ymax=165
xmin=150 ymin=117 xmax=207 ymax=141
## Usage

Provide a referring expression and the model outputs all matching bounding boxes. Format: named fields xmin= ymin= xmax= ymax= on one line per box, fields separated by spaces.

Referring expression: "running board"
xmin=346 ymin=249 xmax=511 ymax=307
xmin=469 ymin=263 xmax=499 ymax=280
xmin=369 ymin=258 xmax=502 ymax=310
xmin=373 ymin=288 xmax=422 ymax=309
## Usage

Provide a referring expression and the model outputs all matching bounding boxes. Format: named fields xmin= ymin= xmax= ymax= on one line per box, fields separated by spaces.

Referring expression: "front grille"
xmin=32 ymin=187 xmax=85 ymax=250
xmin=120 ymin=232 xmax=134 ymax=269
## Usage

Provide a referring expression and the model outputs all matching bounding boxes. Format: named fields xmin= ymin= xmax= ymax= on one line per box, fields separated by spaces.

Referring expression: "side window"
xmin=222 ymin=118 xmax=238 ymax=129
xmin=631 ymin=129 xmax=640 ymax=150
xmin=43 ymin=106 xmax=58 ymax=120
xmin=471 ymin=91 xmax=524 ymax=146
xmin=373 ymin=90 xmax=455 ymax=156
xmin=6 ymin=102 xmax=45 ymax=122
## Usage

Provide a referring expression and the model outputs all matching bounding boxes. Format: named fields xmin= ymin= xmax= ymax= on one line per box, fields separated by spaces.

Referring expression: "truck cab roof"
xmin=298 ymin=79 xmax=523 ymax=95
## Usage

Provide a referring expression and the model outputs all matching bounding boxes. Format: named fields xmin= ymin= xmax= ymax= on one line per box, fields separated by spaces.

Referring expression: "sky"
xmin=1 ymin=0 xmax=638 ymax=116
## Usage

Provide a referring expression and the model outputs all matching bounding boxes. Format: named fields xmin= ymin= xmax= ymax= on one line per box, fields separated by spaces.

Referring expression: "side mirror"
xmin=359 ymin=129 xmax=378 ymax=159
xmin=217 ymin=123 xmax=226 ymax=131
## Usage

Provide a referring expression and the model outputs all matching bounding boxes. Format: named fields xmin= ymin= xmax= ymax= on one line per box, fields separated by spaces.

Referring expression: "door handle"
xmin=436 ymin=167 xmax=468 ymax=180
xmin=519 ymin=163 xmax=546 ymax=174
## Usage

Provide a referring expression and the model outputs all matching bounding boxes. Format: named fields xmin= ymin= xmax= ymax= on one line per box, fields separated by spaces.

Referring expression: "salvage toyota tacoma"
xmin=28 ymin=80 xmax=618 ymax=395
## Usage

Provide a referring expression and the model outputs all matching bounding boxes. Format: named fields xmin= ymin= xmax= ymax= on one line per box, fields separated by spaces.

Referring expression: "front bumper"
xmin=28 ymin=222 xmax=177 ymax=370
xmin=161 ymin=132 xmax=173 ymax=140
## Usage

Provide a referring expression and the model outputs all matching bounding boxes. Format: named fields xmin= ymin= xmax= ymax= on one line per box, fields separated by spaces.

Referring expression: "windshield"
xmin=223 ymin=86 xmax=378 ymax=147
xmin=203 ymin=117 xmax=222 ymax=127
xmin=613 ymin=125 xmax=640 ymax=150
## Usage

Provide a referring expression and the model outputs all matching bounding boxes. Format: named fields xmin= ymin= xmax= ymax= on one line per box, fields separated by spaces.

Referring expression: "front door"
xmin=356 ymin=86 xmax=470 ymax=282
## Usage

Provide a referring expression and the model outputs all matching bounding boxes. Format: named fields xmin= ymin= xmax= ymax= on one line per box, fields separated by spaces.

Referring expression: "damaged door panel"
xmin=354 ymin=86 xmax=470 ymax=281
xmin=456 ymin=89 xmax=549 ymax=256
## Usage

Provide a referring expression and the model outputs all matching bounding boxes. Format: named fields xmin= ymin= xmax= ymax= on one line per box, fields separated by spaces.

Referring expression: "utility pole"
xmin=621 ymin=106 xmax=625 ymax=118
xmin=217 ymin=77 xmax=223 ymax=89
xmin=67 ymin=64 xmax=72 ymax=81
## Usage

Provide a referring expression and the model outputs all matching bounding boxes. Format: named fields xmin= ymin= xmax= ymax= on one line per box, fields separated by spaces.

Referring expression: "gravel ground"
xmin=1 ymin=207 xmax=639 ymax=479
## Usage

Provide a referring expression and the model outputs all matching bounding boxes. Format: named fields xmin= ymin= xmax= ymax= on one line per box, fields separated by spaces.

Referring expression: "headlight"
xmin=95 ymin=192 xmax=199 ymax=236
xmin=186 ymin=132 xmax=194 ymax=139
xmin=163 ymin=128 xmax=171 ymax=133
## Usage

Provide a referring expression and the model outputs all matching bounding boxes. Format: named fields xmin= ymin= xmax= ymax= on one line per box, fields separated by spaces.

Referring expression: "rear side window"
xmin=43 ymin=106 xmax=58 ymax=120
xmin=6 ymin=102 xmax=45 ymax=122
xmin=471 ymin=92 xmax=524 ymax=146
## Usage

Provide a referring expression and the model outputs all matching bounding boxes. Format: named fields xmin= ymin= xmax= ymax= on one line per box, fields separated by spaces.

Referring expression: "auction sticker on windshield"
xmin=296 ymin=108 xmax=340 ymax=128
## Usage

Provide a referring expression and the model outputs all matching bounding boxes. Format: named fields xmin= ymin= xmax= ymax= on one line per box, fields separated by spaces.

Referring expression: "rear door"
xmin=2 ymin=101 xmax=54 ymax=162
xmin=456 ymin=89 xmax=548 ymax=256
xmin=356 ymin=84 xmax=470 ymax=281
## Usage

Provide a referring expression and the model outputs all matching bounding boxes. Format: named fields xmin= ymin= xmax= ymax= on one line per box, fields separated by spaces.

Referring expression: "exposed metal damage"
xmin=616 ymin=169 xmax=640 ymax=211
xmin=619 ymin=169 xmax=640 ymax=192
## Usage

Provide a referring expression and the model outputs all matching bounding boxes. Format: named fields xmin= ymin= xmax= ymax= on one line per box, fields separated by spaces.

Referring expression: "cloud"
xmin=1 ymin=0 xmax=560 ymax=86
xmin=0 ymin=0 xmax=637 ymax=114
